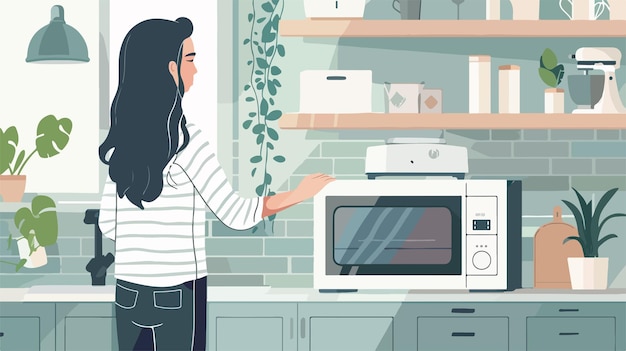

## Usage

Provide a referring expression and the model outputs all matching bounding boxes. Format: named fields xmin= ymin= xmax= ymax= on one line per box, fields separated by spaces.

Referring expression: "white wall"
xmin=109 ymin=0 xmax=218 ymax=149
xmin=1 ymin=0 xmax=100 ymax=193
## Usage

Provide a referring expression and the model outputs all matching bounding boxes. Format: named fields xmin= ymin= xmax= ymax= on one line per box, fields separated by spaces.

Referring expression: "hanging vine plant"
xmin=242 ymin=0 xmax=286 ymax=234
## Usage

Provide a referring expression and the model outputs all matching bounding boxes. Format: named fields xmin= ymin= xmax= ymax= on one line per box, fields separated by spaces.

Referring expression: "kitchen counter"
xmin=2 ymin=286 xmax=626 ymax=303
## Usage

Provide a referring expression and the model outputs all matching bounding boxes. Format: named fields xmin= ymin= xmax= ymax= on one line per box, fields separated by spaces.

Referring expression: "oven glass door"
xmin=326 ymin=196 xmax=462 ymax=275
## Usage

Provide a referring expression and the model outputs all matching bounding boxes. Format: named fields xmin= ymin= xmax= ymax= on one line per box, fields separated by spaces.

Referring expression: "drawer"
xmin=0 ymin=317 xmax=41 ymax=351
xmin=417 ymin=317 xmax=508 ymax=351
xmin=527 ymin=317 xmax=615 ymax=351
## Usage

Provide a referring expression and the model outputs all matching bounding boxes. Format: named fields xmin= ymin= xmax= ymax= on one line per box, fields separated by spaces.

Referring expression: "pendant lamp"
xmin=26 ymin=5 xmax=89 ymax=63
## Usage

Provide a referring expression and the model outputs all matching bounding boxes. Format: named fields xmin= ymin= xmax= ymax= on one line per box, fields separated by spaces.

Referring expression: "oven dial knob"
xmin=472 ymin=251 xmax=491 ymax=270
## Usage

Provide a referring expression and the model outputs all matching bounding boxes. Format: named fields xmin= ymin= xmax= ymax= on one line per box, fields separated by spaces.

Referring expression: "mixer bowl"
xmin=567 ymin=74 xmax=605 ymax=108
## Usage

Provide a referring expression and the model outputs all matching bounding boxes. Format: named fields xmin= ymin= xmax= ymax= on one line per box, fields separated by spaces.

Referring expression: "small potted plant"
xmin=0 ymin=114 xmax=72 ymax=202
xmin=538 ymin=48 xmax=565 ymax=114
xmin=0 ymin=195 xmax=59 ymax=271
xmin=562 ymin=187 xmax=626 ymax=289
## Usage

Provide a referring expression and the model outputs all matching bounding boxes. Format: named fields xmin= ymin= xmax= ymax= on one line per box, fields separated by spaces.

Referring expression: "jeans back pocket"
xmin=153 ymin=289 xmax=182 ymax=310
xmin=115 ymin=283 xmax=138 ymax=310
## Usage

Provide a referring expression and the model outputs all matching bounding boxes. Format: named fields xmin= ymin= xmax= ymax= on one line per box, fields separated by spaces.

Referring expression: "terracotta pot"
xmin=17 ymin=237 xmax=48 ymax=268
xmin=568 ymin=257 xmax=609 ymax=290
xmin=0 ymin=175 xmax=26 ymax=202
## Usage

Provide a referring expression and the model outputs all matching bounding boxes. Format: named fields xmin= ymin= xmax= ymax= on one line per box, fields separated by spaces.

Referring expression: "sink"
xmin=24 ymin=285 xmax=115 ymax=302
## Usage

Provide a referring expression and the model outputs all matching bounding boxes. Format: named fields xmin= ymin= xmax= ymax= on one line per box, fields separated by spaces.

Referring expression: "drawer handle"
xmin=451 ymin=308 xmax=475 ymax=314
xmin=326 ymin=76 xmax=347 ymax=80
xmin=451 ymin=332 xmax=475 ymax=337
xmin=559 ymin=332 xmax=580 ymax=336
xmin=558 ymin=308 xmax=579 ymax=312
xmin=300 ymin=318 xmax=306 ymax=339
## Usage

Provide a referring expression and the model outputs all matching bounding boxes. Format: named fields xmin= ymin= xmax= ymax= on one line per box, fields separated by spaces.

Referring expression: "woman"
xmin=98 ymin=17 xmax=334 ymax=351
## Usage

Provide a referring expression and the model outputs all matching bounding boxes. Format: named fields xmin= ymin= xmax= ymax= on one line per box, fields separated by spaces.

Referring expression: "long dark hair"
xmin=99 ymin=17 xmax=193 ymax=209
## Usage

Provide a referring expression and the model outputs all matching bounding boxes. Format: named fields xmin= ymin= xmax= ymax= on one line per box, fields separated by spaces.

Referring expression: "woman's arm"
xmin=262 ymin=173 xmax=335 ymax=217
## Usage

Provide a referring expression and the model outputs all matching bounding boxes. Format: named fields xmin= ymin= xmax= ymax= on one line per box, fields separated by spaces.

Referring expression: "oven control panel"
xmin=466 ymin=235 xmax=497 ymax=275
xmin=466 ymin=196 xmax=498 ymax=235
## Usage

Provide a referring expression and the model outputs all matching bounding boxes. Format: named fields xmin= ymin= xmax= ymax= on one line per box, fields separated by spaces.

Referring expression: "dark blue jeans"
xmin=115 ymin=277 xmax=207 ymax=351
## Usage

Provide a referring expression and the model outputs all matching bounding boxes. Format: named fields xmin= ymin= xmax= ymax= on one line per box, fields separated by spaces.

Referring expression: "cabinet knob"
xmin=0 ymin=332 xmax=4 ymax=337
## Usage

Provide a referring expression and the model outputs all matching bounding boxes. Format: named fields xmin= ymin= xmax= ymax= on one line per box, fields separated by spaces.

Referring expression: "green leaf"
xmin=550 ymin=64 xmax=565 ymax=87
xmin=273 ymin=79 xmax=282 ymax=87
xmin=255 ymin=70 xmax=264 ymax=76
xmin=266 ymin=46 xmax=275 ymax=57
xmin=0 ymin=126 xmax=18 ymax=174
xmin=255 ymin=78 xmax=262 ymax=83
xmin=257 ymin=46 xmax=264 ymax=55
xmin=14 ymin=195 xmax=57 ymax=247
xmin=248 ymin=13 xmax=254 ymax=22
xmin=538 ymin=67 xmax=557 ymax=88
xmin=273 ymin=155 xmax=285 ymax=163
xmin=256 ymin=82 xmax=265 ymax=90
xmin=266 ymin=110 xmax=282 ymax=121
xmin=257 ymin=134 xmax=265 ymax=144
xmin=262 ymin=32 xmax=276 ymax=43
xmin=255 ymin=184 xmax=266 ymax=196
xmin=16 ymin=259 xmax=27 ymax=272
xmin=268 ymin=214 xmax=276 ymax=221
xmin=562 ymin=199 xmax=588 ymax=254
xmin=270 ymin=66 xmax=282 ymax=75
xmin=261 ymin=2 xmax=274 ymax=12
xmin=597 ymin=233 xmax=618 ymax=249
xmin=13 ymin=150 xmax=25 ymax=176
xmin=249 ymin=112 xmax=257 ymax=118
xmin=250 ymin=155 xmax=263 ymax=163
xmin=251 ymin=168 xmax=257 ymax=177
xmin=540 ymin=48 xmax=558 ymax=70
xmin=256 ymin=58 xmax=269 ymax=69
xmin=252 ymin=226 xmax=259 ymax=233
xmin=267 ymin=128 xmax=279 ymax=141
xmin=272 ymin=0 xmax=279 ymax=5
xmin=272 ymin=14 xmax=281 ymax=31
xmin=269 ymin=98 xmax=275 ymax=105
xmin=267 ymin=80 xmax=277 ymax=96
xmin=247 ymin=60 xmax=253 ymax=65
xmin=252 ymin=124 xmax=265 ymax=135
xmin=7 ymin=233 xmax=12 ymax=249
xmin=242 ymin=120 xmax=253 ymax=130
xmin=245 ymin=97 xmax=255 ymax=102
xmin=35 ymin=115 xmax=72 ymax=158
xmin=277 ymin=44 xmax=285 ymax=57
xmin=265 ymin=173 xmax=272 ymax=185
xmin=591 ymin=187 xmax=619 ymax=232
xmin=243 ymin=38 xmax=250 ymax=45
xmin=267 ymin=142 xmax=274 ymax=150
xmin=261 ymin=99 xmax=269 ymax=116
xmin=244 ymin=84 xmax=251 ymax=91
xmin=257 ymin=17 xmax=267 ymax=23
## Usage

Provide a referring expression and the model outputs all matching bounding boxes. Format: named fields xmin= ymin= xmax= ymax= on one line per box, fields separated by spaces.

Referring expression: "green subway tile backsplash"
xmin=469 ymin=159 xmax=549 ymax=174
xmin=205 ymin=238 xmax=263 ymax=256
xmin=520 ymin=176 xmax=570 ymax=191
xmin=264 ymin=274 xmax=313 ymax=288
xmin=293 ymin=159 xmax=333 ymax=175
xmin=291 ymin=257 xmax=313 ymax=274
xmin=523 ymin=130 xmax=549 ymax=141
xmin=206 ymin=274 xmax=265 ymax=286
xmin=206 ymin=257 xmax=288 ymax=274
xmin=596 ymin=159 xmax=626 ymax=174
xmin=286 ymin=221 xmax=314 ymax=237
xmin=492 ymin=130 xmax=521 ymax=141
xmin=513 ymin=142 xmax=569 ymax=157
xmin=550 ymin=130 xmax=595 ymax=140
xmin=265 ymin=238 xmax=313 ymax=256
xmin=470 ymin=142 xmax=512 ymax=157
xmin=321 ymin=142 xmax=382 ymax=157
xmin=596 ymin=130 xmax=621 ymax=140
xmin=571 ymin=176 xmax=626 ymax=190
xmin=551 ymin=159 xmax=592 ymax=174
xmin=572 ymin=142 xmax=626 ymax=157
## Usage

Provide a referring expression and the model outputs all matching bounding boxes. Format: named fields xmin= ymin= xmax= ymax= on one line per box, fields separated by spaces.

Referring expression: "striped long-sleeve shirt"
xmin=98 ymin=123 xmax=263 ymax=287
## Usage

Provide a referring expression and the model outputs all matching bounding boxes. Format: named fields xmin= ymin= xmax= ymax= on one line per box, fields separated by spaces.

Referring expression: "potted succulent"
xmin=0 ymin=195 xmax=59 ymax=271
xmin=0 ymin=114 xmax=72 ymax=202
xmin=562 ymin=187 xmax=626 ymax=289
xmin=538 ymin=48 xmax=565 ymax=114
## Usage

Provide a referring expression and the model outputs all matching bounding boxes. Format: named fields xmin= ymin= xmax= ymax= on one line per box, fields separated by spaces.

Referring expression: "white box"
xmin=299 ymin=70 xmax=372 ymax=113
xmin=499 ymin=65 xmax=521 ymax=113
xmin=469 ymin=55 xmax=491 ymax=113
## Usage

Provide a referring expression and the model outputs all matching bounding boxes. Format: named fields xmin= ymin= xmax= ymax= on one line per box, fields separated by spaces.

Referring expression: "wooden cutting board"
xmin=533 ymin=206 xmax=584 ymax=289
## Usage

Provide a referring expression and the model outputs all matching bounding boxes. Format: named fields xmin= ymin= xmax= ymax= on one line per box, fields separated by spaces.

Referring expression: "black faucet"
xmin=84 ymin=209 xmax=115 ymax=286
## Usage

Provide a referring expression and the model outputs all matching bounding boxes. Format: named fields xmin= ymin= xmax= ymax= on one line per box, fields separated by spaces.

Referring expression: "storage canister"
xmin=468 ymin=55 xmax=491 ymax=113
xmin=498 ymin=64 xmax=520 ymax=113
xmin=486 ymin=0 xmax=500 ymax=20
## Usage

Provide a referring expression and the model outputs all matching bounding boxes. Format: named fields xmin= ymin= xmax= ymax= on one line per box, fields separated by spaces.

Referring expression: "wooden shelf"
xmin=279 ymin=19 xmax=626 ymax=38
xmin=278 ymin=113 xmax=626 ymax=130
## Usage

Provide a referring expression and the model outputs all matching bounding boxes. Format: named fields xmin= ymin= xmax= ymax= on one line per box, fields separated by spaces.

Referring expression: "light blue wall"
xmin=1 ymin=0 xmax=625 ymax=289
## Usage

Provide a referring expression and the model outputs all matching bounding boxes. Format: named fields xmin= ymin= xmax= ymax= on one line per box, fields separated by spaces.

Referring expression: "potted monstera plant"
xmin=0 ymin=195 xmax=58 ymax=271
xmin=0 ymin=114 xmax=72 ymax=202
xmin=562 ymin=187 xmax=626 ymax=289
xmin=538 ymin=48 xmax=565 ymax=114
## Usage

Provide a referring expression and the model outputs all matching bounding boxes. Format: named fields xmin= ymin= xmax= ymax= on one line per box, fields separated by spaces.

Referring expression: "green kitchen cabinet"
xmin=0 ymin=303 xmax=55 ymax=351
xmin=207 ymin=302 xmax=297 ymax=351
xmin=417 ymin=316 xmax=508 ymax=351
xmin=56 ymin=303 xmax=118 ymax=351
xmin=524 ymin=302 xmax=626 ymax=351
xmin=297 ymin=302 xmax=406 ymax=351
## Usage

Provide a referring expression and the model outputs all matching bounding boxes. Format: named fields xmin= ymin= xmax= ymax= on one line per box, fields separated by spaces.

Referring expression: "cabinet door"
xmin=417 ymin=317 xmax=508 ymax=351
xmin=56 ymin=303 xmax=118 ymax=351
xmin=0 ymin=317 xmax=40 ymax=351
xmin=208 ymin=302 xmax=297 ymax=351
xmin=0 ymin=303 xmax=55 ymax=351
xmin=298 ymin=302 xmax=404 ymax=351
xmin=527 ymin=317 xmax=615 ymax=351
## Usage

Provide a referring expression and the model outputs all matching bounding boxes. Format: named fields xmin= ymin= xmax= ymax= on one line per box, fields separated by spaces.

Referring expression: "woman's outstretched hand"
xmin=262 ymin=173 xmax=335 ymax=218
xmin=294 ymin=173 xmax=336 ymax=201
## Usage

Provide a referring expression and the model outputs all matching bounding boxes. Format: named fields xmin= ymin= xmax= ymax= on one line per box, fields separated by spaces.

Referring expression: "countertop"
xmin=1 ymin=286 xmax=626 ymax=303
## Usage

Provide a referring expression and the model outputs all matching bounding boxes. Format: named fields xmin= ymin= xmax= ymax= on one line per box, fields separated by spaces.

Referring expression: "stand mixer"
xmin=568 ymin=47 xmax=626 ymax=114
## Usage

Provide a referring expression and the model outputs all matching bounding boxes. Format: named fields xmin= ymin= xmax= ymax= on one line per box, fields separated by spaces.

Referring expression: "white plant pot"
xmin=544 ymin=88 xmax=565 ymax=114
xmin=567 ymin=257 xmax=609 ymax=290
xmin=16 ymin=237 xmax=47 ymax=269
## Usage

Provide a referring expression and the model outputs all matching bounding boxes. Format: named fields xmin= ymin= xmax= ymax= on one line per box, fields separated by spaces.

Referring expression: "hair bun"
xmin=175 ymin=17 xmax=193 ymax=33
